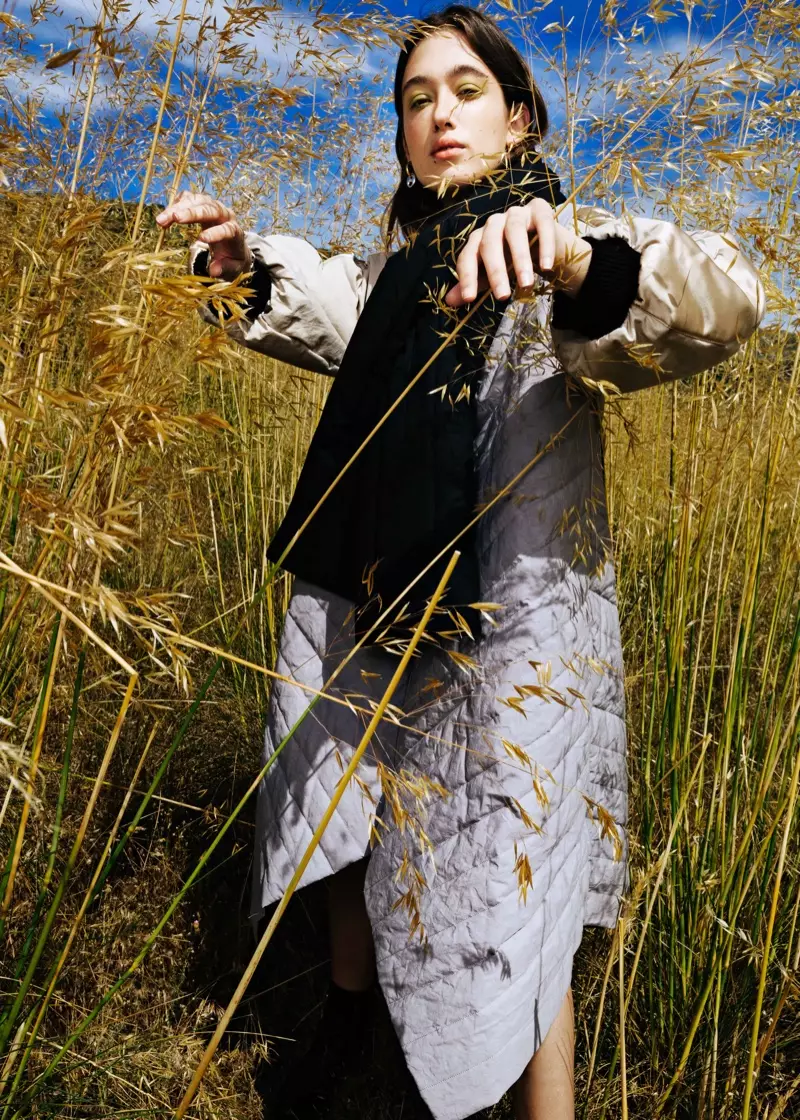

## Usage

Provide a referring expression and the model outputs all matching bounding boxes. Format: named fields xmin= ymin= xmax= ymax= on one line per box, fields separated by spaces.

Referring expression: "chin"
xmin=424 ymin=163 xmax=480 ymax=192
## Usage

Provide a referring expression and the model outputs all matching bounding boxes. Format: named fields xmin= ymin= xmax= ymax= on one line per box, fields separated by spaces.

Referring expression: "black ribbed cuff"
xmin=551 ymin=235 xmax=641 ymax=341
xmin=192 ymin=248 xmax=273 ymax=321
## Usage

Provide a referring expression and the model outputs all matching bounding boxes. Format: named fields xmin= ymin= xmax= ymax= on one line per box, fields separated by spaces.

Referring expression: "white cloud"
xmin=13 ymin=0 xmax=387 ymax=108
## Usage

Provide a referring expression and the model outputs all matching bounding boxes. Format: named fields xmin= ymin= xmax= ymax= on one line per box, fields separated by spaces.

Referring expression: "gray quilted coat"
xmin=194 ymin=205 xmax=763 ymax=1119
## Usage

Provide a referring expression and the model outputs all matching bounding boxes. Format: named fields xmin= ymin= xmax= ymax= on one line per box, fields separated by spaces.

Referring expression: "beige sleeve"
xmin=551 ymin=206 xmax=766 ymax=394
xmin=189 ymin=233 xmax=388 ymax=376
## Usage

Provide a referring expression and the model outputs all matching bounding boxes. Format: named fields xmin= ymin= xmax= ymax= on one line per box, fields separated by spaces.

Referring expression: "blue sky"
xmin=337 ymin=0 xmax=744 ymax=35
xmin=5 ymin=0 xmax=786 ymax=251
xmin=10 ymin=0 xmax=752 ymax=126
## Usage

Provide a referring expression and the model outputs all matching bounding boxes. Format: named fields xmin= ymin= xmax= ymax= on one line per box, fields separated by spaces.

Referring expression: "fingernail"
xmin=519 ymin=270 xmax=533 ymax=286
xmin=496 ymin=285 xmax=510 ymax=300
xmin=541 ymin=256 xmax=553 ymax=271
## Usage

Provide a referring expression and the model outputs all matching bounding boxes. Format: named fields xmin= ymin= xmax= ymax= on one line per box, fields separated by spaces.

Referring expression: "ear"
xmin=506 ymin=102 xmax=531 ymax=146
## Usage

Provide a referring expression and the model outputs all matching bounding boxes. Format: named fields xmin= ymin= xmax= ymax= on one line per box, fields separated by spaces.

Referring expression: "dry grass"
xmin=1 ymin=0 xmax=799 ymax=1117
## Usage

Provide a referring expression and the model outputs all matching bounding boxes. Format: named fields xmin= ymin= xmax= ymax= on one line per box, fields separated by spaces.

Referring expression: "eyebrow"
xmin=402 ymin=64 xmax=488 ymax=96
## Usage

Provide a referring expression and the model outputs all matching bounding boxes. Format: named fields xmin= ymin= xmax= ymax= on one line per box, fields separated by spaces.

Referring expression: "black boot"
xmin=268 ymin=981 xmax=378 ymax=1119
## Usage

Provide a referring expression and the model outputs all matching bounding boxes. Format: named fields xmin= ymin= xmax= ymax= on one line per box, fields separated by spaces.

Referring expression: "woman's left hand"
xmin=444 ymin=198 xmax=593 ymax=308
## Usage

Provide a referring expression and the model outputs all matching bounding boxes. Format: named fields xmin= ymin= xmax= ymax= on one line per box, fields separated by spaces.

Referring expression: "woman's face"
xmin=401 ymin=30 xmax=529 ymax=191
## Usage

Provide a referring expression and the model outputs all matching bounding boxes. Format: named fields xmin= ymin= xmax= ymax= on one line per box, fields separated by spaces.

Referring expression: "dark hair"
xmin=385 ymin=3 xmax=550 ymax=247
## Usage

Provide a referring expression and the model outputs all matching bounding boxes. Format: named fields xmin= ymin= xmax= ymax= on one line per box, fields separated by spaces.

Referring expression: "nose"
xmin=432 ymin=91 xmax=458 ymax=131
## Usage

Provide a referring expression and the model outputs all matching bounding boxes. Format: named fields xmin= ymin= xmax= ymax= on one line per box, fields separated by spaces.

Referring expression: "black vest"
xmin=267 ymin=156 xmax=565 ymax=644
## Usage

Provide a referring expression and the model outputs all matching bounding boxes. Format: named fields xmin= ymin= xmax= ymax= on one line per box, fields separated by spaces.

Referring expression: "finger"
xmin=158 ymin=200 xmax=233 ymax=229
xmin=197 ymin=219 xmax=243 ymax=246
xmin=479 ymin=213 xmax=512 ymax=300
xmin=208 ymin=252 xmax=245 ymax=279
xmin=504 ymin=207 xmax=535 ymax=289
xmin=155 ymin=191 xmax=209 ymax=226
xmin=177 ymin=201 xmax=234 ymax=229
xmin=176 ymin=190 xmax=213 ymax=206
xmin=170 ymin=190 xmax=205 ymax=210
xmin=445 ymin=269 xmax=489 ymax=308
xmin=155 ymin=204 xmax=179 ymax=227
xmin=445 ymin=280 xmax=468 ymax=308
xmin=455 ymin=228 xmax=486 ymax=303
xmin=530 ymin=203 xmax=556 ymax=272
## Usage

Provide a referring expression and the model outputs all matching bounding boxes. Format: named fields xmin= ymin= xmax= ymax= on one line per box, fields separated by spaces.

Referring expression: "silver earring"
xmin=406 ymin=165 xmax=416 ymax=188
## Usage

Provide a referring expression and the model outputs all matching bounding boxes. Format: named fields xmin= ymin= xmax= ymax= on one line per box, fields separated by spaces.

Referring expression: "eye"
xmin=409 ymin=96 xmax=430 ymax=111
xmin=457 ymin=85 xmax=482 ymax=99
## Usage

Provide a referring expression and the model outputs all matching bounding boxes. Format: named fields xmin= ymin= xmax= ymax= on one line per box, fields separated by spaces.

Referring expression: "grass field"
xmin=1 ymin=0 xmax=799 ymax=1116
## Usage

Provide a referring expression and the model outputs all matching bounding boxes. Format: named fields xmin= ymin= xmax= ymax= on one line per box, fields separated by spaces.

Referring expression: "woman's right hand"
xmin=156 ymin=191 xmax=252 ymax=281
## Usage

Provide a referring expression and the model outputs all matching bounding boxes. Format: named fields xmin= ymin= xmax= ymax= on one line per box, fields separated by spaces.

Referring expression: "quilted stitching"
xmin=251 ymin=322 xmax=630 ymax=1120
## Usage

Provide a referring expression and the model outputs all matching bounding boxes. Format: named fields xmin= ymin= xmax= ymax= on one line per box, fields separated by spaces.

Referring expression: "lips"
xmin=432 ymin=142 xmax=465 ymax=159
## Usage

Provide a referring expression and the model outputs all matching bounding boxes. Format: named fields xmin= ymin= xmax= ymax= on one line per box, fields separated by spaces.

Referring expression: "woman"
xmin=156 ymin=6 xmax=763 ymax=1118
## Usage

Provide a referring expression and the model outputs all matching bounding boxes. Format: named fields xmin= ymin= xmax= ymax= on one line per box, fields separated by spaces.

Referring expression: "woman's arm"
xmin=190 ymin=233 xmax=386 ymax=376
xmin=444 ymin=198 xmax=764 ymax=392
xmin=156 ymin=191 xmax=387 ymax=376
xmin=550 ymin=206 xmax=766 ymax=394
